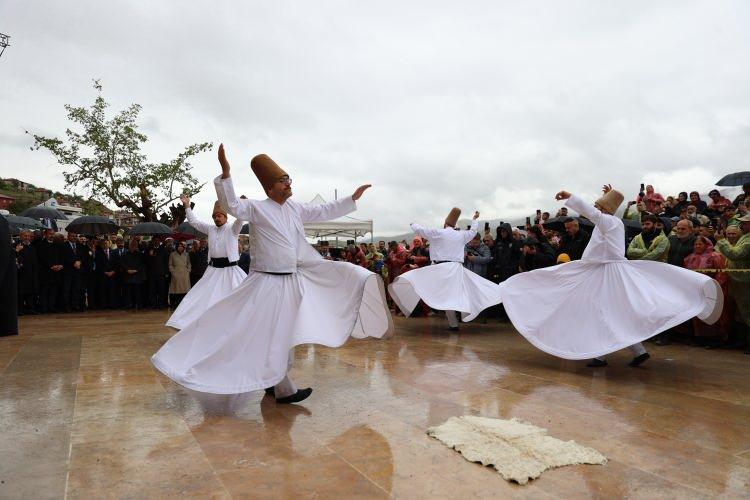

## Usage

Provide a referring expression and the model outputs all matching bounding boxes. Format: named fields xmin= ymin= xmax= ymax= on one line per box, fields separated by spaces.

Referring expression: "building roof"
xmin=0 ymin=194 xmax=15 ymax=200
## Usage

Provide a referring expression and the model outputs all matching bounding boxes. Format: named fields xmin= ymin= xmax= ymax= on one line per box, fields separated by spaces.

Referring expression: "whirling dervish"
xmin=165 ymin=195 xmax=246 ymax=330
xmin=389 ymin=208 xmax=503 ymax=330
xmin=499 ymin=184 xmax=723 ymax=366
xmin=152 ymin=145 xmax=393 ymax=403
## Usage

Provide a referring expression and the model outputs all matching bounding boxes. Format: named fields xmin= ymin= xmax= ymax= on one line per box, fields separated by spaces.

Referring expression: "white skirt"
xmin=389 ymin=262 xmax=503 ymax=321
xmin=499 ymin=260 xmax=724 ymax=360
xmin=166 ymin=265 xmax=247 ymax=330
xmin=151 ymin=259 xmax=393 ymax=394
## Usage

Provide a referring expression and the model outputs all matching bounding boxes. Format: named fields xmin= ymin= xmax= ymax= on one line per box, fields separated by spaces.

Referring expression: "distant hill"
xmin=0 ymin=178 xmax=112 ymax=215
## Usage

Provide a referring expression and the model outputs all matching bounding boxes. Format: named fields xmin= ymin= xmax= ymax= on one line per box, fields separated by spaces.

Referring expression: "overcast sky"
xmin=1 ymin=1 xmax=749 ymax=234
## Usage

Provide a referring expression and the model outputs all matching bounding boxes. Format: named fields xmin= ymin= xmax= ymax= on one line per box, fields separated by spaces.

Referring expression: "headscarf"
xmin=683 ymin=236 xmax=720 ymax=270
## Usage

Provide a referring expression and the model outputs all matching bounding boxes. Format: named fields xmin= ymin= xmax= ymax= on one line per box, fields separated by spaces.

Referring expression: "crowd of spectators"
xmin=311 ymin=183 xmax=750 ymax=353
xmin=13 ymin=228 xmax=252 ymax=315
xmin=10 ymin=182 xmax=750 ymax=354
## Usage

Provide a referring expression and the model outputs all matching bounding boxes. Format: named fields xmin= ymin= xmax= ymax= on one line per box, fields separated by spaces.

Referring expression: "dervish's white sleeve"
xmin=410 ymin=223 xmax=442 ymax=240
xmin=565 ymin=194 xmax=603 ymax=225
xmin=463 ymin=219 xmax=479 ymax=243
xmin=214 ymin=175 xmax=255 ymax=222
xmin=184 ymin=208 xmax=212 ymax=234
xmin=231 ymin=217 xmax=244 ymax=236
xmin=299 ymin=196 xmax=357 ymax=223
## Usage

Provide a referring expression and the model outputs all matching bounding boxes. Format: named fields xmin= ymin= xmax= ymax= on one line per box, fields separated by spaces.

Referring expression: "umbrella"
xmin=542 ymin=216 xmax=594 ymax=234
xmin=65 ymin=215 xmax=120 ymax=235
xmin=175 ymin=221 xmax=207 ymax=239
xmin=716 ymin=172 xmax=750 ymax=187
xmin=129 ymin=221 xmax=173 ymax=236
xmin=622 ymin=219 xmax=642 ymax=239
xmin=20 ymin=206 xmax=67 ymax=219
xmin=2 ymin=214 xmax=46 ymax=231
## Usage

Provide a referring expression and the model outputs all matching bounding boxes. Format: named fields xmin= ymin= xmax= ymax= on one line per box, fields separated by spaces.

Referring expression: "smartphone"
xmin=536 ymin=209 xmax=541 ymax=216
xmin=526 ymin=216 xmax=531 ymax=225
xmin=484 ymin=222 xmax=490 ymax=230
xmin=640 ymin=183 xmax=645 ymax=192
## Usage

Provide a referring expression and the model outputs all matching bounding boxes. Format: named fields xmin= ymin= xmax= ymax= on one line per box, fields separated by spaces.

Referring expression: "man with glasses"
xmin=152 ymin=145 xmax=392 ymax=404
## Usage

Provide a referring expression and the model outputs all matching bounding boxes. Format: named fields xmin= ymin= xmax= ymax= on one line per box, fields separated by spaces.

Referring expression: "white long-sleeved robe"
xmin=165 ymin=208 xmax=247 ymax=330
xmin=151 ymin=175 xmax=393 ymax=394
xmin=389 ymin=219 xmax=502 ymax=321
xmin=498 ymin=194 xmax=723 ymax=360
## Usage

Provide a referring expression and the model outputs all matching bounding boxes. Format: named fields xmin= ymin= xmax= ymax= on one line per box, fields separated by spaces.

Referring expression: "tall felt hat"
xmin=595 ymin=189 xmax=624 ymax=215
xmin=445 ymin=207 xmax=461 ymax=227
xmin=212 ymin=200 xmax=227 ymax=217
xmin=251 ymin=154 xmax=288 ymax=191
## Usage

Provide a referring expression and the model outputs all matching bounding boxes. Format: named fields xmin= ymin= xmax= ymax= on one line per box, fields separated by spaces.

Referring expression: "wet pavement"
xmin=1 ymin=310 xmax=749 ymax=498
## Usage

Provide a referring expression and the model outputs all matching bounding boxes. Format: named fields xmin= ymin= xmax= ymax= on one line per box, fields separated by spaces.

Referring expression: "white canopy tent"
xmin=304 ymin=194 xmax=373 ymax=243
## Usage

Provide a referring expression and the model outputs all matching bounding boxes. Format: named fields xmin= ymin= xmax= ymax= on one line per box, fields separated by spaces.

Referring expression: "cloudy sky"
xmin=1 ymin=1 xmax=749 ymax=234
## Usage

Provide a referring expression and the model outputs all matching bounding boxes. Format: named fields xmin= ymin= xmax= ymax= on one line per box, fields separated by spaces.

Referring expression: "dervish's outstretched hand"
xmin=602 ymin=184 xmax=612 ymax=194
xmin=180 ymin=194 xmax=190 ymax=207
xmin=352 ymin=184 xmax=372 ymax=201
xmin=218 ymin=143 xmax=231 ymax=179
xmin=555 ymin=191 xmax=571 ymax=200
xmin=473 ymin=211 xmax=480 ymax=220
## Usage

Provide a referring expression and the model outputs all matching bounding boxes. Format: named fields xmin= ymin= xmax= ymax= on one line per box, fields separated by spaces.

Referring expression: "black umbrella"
xmin=129 ymin=221 xmax=173 ymax=236
xmin=20 ymin=206 xmax=67 ymax=219
xmin=622 ymin=218 xmax=643 ymax=239
xmin=2 ymin=214 xmax=46 ymax=231
xmin=542 ymin=216 xmax=594 ymax=234
xmin=716 ymin=172 xmax=750 ymax=187
xmin=65 ymin=215 xmax=120 ymax=235
xmin=176 ymin=221 xmax=207 ymax=239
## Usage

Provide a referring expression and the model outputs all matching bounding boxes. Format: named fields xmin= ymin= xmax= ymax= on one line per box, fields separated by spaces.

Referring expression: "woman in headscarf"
xmin=638 ymin=184 xmax=665 ymax=214
xmin=684 ymin=236 xmax=729 ymax=345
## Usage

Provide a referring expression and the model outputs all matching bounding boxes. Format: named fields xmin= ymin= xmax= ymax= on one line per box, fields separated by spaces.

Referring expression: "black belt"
xmin=254 ymin=270 xmax=293 ymax=276
xmin=209 ymin=258 xmax=238 ymax=268
xmin=432 ymin=260 xmax=459 ymax=264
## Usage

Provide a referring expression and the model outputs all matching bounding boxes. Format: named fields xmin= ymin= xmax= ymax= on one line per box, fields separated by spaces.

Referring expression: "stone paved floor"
xmin=1 ymin=310 xmax=749 ymax=498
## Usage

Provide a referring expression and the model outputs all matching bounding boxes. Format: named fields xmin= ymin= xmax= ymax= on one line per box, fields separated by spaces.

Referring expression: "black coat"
xmin=493 ymin=224 xmax=523 ymax=282
xmin=558 ymin=230 xmax=591 ymax=261
xmin=62 ymin=240 xmax=86 ymax=273
xmin=0 ymin=217 xmax=18 ymax=335
xmin=190 ymin=248 xmax=209 ymax=277
xmin=35 ymin=239 xmax=65 ymax=282
xmin=667 ymin=234 xmax=696 ymax=267
xmin=95 ymin=247 xmax=119 ymax=275
xmin=15 ymin=243 xmax=39 ymax=294
xmin=119 ymin=250 xmax=145 ymax=284
xmin=145 ymin=245 xmax=168 ymax=276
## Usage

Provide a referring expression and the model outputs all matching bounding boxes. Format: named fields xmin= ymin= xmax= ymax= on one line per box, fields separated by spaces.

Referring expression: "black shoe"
xmin=264 ymin=387 xmax=275 ymax=397
xmin=628 ymin=352 xmax=650 ymax=367
xmin=445 ymin=326 xmax=459 ymax=332
xmin=276 ymin=388 xmax=312 ymax=404
xmin=586 ymin=359 xmax=608 ymax=368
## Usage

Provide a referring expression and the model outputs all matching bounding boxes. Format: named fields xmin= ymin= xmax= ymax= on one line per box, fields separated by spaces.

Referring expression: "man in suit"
xmin=15 ymin=229 xmax=39 ymax=315
xmin=35 ymin=229 xmax=65 ymax=313
xmin=95 ymin=237 xmax=119 ymax=309
xmin=62 ymin=231 xmax=86 ymax=312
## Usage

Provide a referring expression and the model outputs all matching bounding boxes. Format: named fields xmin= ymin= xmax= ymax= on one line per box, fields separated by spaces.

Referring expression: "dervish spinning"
xmin=152 ymin=145 xmax=393 ymax=403
xmin=499 ymin=184 xmax=723 ymax=366
xmin=389 ymin=208 xmax=503 ymax=330
xmin=165 ymin=196 xmax=246 ymax=330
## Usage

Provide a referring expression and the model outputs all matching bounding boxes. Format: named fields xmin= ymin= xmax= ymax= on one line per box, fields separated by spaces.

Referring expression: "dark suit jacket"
xmin=0 ymin=217 xmax=18 ymax=335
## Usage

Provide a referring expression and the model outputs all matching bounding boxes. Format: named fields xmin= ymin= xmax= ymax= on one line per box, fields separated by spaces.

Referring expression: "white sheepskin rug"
xmin=427 ymin=416 xmax=607 ymax=485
